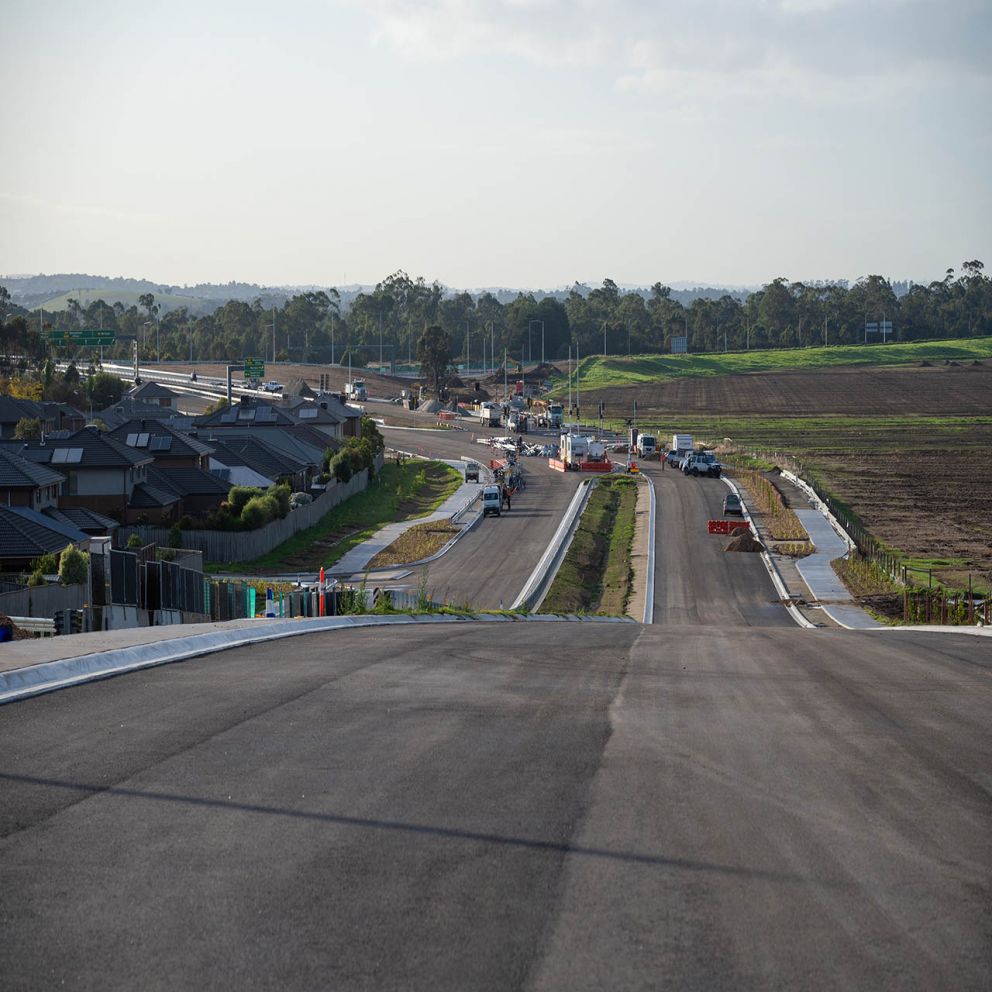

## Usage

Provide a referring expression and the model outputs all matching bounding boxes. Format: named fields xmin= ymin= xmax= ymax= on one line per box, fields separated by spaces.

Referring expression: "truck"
xmin=667 ymin=433 xmax=694 ymax=466
xmin=508 ymin=411 xmax=529 ymax=434
xmin=546 ymin=403 xmax=564 ymax=429
xmin=636 ymin=433 xmax=657 ymax=458
xmin=476 ymin=402 xmax=501 ymax=427
xmin=344 ymin=379 xmax=367 ymax=402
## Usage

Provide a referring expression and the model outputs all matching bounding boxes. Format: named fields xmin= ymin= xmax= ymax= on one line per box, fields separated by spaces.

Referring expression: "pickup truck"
xmin=261 ymin=381 xmax=283 ymax=393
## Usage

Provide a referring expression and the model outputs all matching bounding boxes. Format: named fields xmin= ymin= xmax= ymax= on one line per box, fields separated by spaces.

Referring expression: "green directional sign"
xmin=244 ymin=358 xmax=265 ymax=379
xmin=48 ymin=328 xmax=116 ymax=347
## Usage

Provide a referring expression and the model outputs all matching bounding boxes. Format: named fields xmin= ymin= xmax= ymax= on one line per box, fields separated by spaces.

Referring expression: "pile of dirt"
xmin=918 ymin=360 xmax=932 ymax=367
xmin=417 ymin=399 xmax=444 ymax=413
xmin=0 ymin=614 xmax=36 ymax=641
xmin=725 ymin=533 xmax=764 ymax=553
xmin=971 ymin=360 xmax=984 ymax=366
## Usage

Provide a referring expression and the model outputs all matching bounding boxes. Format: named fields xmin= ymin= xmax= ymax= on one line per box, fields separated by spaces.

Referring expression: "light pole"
xmin=529 ymin=319 xmax=544 ymax=366
xmin=603 ymin=320 xmax=607 ymax=357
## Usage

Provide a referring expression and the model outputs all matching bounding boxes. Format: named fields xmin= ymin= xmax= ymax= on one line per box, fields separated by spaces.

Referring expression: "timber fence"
xmin=117 ymin=461 xmax=379 ymax=564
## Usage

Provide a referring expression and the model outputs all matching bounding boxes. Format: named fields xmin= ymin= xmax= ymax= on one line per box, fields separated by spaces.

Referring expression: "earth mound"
xmin=0 ymin=614 xmax=35 ymax=641
xmin=725 ymin=532 xmax=764 ymax=553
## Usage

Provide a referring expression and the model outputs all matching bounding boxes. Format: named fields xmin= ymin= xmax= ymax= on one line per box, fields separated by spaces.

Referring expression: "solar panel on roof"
xmin=51 ymin=448 xmax=68 ymax=463
xmin=298 ymin=408 xmax=318 ymax=419
xmin=150 ymin=436 xmax=173 ymax=451
xmin=221 ymin=411 xmax=238 ymax=423
xmin=67 ymin=448 xmax=84 ymax=463
xmin=238 ymin=409 xmax=256 ymax=421
xmin=126 ymin=433 xmax=138 ymax=446
xmin=136 ymin=433 xmax=150 ymax=447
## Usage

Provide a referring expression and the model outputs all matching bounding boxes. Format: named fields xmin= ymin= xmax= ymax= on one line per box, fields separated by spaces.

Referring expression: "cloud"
xmin=356 ymin=0 xmax=992 ymax=98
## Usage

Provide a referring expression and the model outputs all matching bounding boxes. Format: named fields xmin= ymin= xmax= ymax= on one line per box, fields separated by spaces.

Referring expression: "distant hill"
xmin=0 ymin=271 xmax=917 ymax=316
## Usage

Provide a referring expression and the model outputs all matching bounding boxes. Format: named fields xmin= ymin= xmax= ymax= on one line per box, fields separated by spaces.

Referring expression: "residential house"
xmin=0 ymin=447 xmax=65 ymax=511
xmin=126 ymin=381 xmax=179 ymax=409
xmin=108 ymin=419 xmax=214 ymax=470
xmin=14 ymin=425 xmax=154 ymax=522
xmin=0 ymin=504 xmax=90 ymax=573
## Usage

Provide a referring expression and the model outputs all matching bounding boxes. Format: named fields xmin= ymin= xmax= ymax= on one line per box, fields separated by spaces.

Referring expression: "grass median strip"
xmin=539 ymin=477 xmax=638 ymax=617
xmin=210 ymin=461 xmax=461 ymax=574
xmin=368 ymin=520 xmax=460 ymax=568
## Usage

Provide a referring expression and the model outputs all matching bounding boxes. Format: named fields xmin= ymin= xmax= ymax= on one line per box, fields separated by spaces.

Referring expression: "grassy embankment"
xmin=562 ymin=336 xmax=992 ymax=391
xmin=540 ymin=477 xmax=639 ymax=616
xmin=209 ymin=460 xmax=461 ymax=574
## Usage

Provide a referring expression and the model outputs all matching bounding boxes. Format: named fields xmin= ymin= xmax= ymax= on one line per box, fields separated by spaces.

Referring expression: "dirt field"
xmin=592 ymin=363 xmax=992 ymax=418
xmin=579 ymin=363 xmax=992 ymax=593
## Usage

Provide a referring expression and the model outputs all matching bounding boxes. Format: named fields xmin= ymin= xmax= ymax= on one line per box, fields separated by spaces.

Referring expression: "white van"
xmin=482 ymin=485 xmax=502 ymax=517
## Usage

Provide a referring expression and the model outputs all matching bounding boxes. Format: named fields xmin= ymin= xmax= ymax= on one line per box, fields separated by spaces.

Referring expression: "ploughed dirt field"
xmin=592 ymin=363 xmax=992 ymax=418
xmin=582 ymin=363 xmax=992 ymax=593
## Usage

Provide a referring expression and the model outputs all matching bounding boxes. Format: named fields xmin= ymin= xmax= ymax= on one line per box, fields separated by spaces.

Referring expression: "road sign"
xmin=244 ymin=358 xmax=265 ymax=379
xmin=48 ymin=328 xmax=116 ymax=347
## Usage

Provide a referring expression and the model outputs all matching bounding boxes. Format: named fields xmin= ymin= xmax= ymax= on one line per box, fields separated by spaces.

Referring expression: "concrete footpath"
xmin=330 ymin=472 xmax=482 ymax=577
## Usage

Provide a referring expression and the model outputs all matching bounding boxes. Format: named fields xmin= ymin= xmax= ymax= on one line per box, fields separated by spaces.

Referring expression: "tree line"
xmin=1 ymin=263 xmax=989 ymax=371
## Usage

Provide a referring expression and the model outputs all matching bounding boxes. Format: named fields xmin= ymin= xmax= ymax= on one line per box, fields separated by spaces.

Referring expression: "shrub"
xmin=168 ymin=522 xmax=182 ymax=548
xmin=126 ymin=533 xmax=143 ymax=549
xmin=229 ymin=486 xmax=264 ymax=516
xmin=240 ymin=494 xmax=278 ymax=530
xmin=58 ymin=544 xmax=89 ymax=586
xmin=27 ymin=570 xmax=46 ymax=587
xmin=179 ymin=515 xmax=194 ymax=530
xmin=331 ymin=453 xmax=352 ymax=484
xmin=33 ymin=552 xmax=58 ymax=575
xmin=269 ymin=483 xmax=291 ymax=519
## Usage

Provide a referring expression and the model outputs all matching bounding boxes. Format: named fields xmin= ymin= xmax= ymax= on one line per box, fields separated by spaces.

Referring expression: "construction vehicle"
xmin=344 ymin=379 xmax=367 ymax=401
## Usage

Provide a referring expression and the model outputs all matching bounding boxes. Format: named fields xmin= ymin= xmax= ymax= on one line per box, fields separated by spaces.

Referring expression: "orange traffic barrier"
xmin=708 ymin=519 xmax=749 ymax=535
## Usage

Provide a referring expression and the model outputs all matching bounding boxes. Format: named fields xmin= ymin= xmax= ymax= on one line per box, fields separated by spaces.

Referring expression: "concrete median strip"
xmin=511 ymin=480 xmax=595 ymax=612
xmin=0 ymin=613 xmax=632 ymax=706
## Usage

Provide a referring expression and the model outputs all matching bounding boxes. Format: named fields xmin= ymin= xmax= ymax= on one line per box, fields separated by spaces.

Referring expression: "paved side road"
xmin=1 ymin=623 xmax=988 ymax=990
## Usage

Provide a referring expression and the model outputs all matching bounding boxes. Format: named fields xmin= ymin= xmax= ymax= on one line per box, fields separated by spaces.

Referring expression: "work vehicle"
xmin=669 ymin=433 xmax=693 ymax=466
xmin=538 ymin=402 xmax=564 ymax=429
xmin=508 ymin=412 xmax=529 ymax=434
xmin=262 ymin=380 xmax=283 ymax=393
xmin=476 ymin=403 xmax=501 ymax=427
xmin=464 ymin=461 xmax=480 ymax=483
xmin=636 ymin=434 xmax=657 ymax=458
xmin=723 ymin=492 xmax=743 ymax=515
xmin=344 ymin=379 xmax=367 ymax=401
xmin=560 ymin=432 xmax=609 ymax=471
xmin=482 ymin=484 xmax=502 ymax=516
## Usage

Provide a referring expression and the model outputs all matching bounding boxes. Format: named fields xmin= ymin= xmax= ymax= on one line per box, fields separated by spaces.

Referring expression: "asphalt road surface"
xmin=381 ymin=425 xmax=583 ymax=609
xmin=641 ymin=461 xmax=793 ymax=628
xmin=1 ymin=622 xmax=989 ymax=991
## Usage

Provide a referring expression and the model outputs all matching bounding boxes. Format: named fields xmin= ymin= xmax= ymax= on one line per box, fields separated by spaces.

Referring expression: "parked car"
xmin=723 ymin=492 xmax=743 ymax=515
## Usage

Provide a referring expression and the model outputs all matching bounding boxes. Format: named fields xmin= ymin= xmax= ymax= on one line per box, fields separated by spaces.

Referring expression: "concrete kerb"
xmin=512 ymin=478 xmax=595 ymax=612
xmin=642 ymin=475 xmax=656 ymax=625
xmin=0 ymin=612 xmax=636 ymax=706
xmin=721 ymin=476 xmax=818 ymax=631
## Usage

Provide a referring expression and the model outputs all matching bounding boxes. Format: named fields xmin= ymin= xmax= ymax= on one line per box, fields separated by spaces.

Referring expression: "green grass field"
xmin=564 ymin=337 xmax=992 ymax=391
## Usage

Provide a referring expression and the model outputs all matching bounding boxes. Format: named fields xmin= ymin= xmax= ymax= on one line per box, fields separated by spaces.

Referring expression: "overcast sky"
xmin=1 ymin=0 xmax=989 ymax=290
